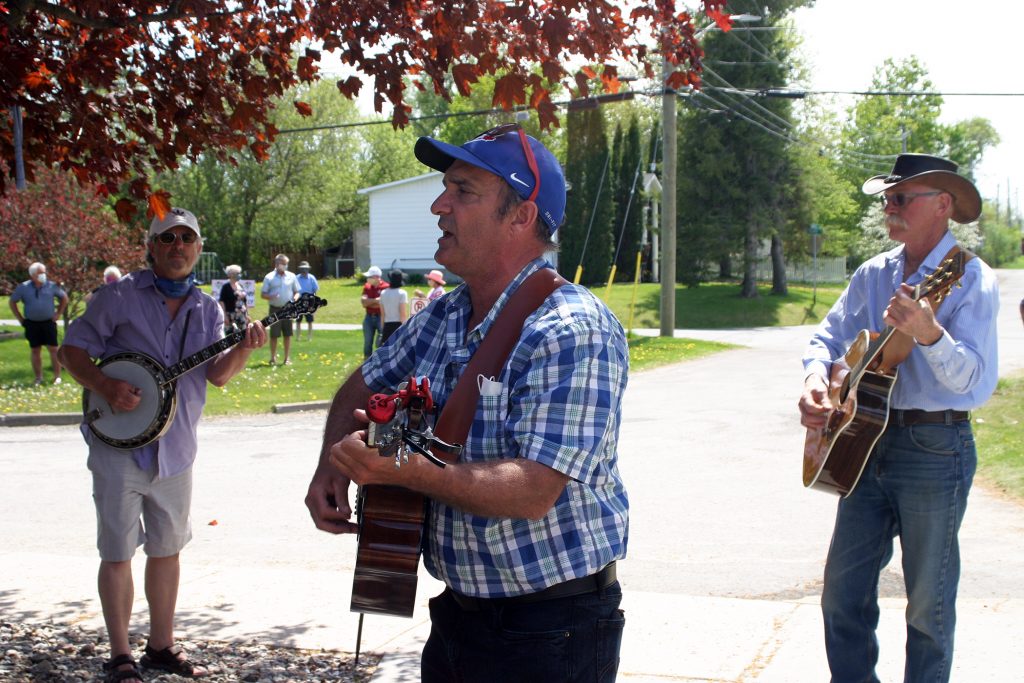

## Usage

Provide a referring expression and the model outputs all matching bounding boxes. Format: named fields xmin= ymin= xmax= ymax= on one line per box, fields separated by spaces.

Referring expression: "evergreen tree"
xmin=611 ymin=116 xmax=645 ymax=281
xmin=676 ymin=0 xmax=809 ymax=295
xmin=561 ymin=106 xmax=613 ymax=285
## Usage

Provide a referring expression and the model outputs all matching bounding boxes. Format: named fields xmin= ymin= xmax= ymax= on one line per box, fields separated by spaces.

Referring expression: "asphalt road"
xmin=1 ymin=269 xmax=1021 ymax=681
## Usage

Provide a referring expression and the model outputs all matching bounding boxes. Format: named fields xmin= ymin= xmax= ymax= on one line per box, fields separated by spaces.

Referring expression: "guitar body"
xmin=803 ymin=329 xmax=897 ymax=497
xmin=350 ymin=484 xmax=426 ymax=618
xmin=801 ymin=249 xmax=968 ymax=497
xmin=82 ymin=352 xmax=178 ymax=450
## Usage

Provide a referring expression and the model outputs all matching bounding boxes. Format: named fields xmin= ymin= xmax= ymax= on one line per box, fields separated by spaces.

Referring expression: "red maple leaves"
xmin=1 ymin=0 xmax=724 ymax=209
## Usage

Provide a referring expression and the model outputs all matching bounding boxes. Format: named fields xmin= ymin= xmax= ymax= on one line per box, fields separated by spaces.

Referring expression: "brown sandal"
xmin=140 ymin=642 xmax=207 ymax=678
xmin=103 ymin=654 xmax=143 ymax=683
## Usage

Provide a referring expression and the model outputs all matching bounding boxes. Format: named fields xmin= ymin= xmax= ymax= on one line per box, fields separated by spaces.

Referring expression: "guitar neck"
xmin=846 ymin=279 xmax=925 ymax=383
xmin=160 ymin=310 xmax=280 ymax=384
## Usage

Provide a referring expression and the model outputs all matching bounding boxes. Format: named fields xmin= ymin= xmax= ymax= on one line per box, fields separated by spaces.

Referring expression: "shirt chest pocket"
xmin=469 ymin=380 xmax=510 ymax=461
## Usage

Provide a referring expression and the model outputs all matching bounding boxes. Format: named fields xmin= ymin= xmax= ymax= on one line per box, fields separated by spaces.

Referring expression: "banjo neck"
xmin=158 ymin=297 xmax=322 ymax=385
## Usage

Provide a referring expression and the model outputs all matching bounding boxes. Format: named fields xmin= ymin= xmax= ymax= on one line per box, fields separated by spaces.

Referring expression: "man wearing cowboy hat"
xmin=798 ymin=154 xmax=1000 ymax=682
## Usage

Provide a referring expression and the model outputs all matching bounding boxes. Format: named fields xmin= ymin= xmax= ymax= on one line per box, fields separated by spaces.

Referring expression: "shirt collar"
xmin=447 ymin=257 xmax=551 ymax=345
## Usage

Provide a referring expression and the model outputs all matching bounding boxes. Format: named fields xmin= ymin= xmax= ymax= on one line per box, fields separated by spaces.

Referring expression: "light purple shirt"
xmin=63 ymin=270 xmax=225 ymax=477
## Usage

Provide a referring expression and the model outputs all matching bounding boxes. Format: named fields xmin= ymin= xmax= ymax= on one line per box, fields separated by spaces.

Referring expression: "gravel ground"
xmin=0 ymin=620 xmax=381 ymax=682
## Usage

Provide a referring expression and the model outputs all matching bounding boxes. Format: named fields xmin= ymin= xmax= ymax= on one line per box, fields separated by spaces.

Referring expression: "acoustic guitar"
xmin=347 ymin=268 xmax=566 ymax=619
xmin=802 ymin=251 xmax=967 ymax=496
xmin=82 ymin=293 xmax=326 ymax=449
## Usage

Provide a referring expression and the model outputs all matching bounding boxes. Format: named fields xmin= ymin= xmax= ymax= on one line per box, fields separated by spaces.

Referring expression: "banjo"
xmin=82 ymin=293 xmax=327 ymax=449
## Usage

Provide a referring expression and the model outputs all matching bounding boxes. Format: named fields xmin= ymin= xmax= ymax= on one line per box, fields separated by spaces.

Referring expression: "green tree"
xmin=942 ymin=118 xmax=1000 ymax=180
xmin=676 ymin=0 xmax=809 ymax=296
xmin=561 ymin=105 xmax=613 ymax=285
xmin=610 ymin=116 xmax=646 ymax=281
xmin=157 ymin=81 xmax=365 ymax=272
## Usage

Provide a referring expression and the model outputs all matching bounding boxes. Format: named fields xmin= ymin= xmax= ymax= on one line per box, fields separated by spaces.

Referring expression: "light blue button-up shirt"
xmin=803 ymin=231 xmax=999 ymax=411
xmin=10 ymin=279 xmax=66 ymax=320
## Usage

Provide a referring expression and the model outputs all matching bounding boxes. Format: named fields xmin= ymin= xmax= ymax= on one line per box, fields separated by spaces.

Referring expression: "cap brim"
xmin=415 ymin=137 xmax=504 ymax=178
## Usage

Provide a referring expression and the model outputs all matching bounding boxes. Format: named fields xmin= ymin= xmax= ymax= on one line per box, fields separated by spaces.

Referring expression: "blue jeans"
xmin=362 ymin=313 xmax=381 ymax=358
xmin=422 ymin=582 xmax=625 ymax=682
xmin=822 ymin=420 xmax=976 ymax=683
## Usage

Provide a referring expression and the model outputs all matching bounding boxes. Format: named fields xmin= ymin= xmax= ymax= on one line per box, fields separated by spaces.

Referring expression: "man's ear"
xmin=509 ymin=199 xmax=540 ymax=237
xmin=937 ymin=191 xmax=955 ymax=219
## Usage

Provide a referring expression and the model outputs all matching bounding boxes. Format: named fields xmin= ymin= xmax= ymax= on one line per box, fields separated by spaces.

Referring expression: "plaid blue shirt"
xmin=362 ymin=258 xmax=629 ymax=598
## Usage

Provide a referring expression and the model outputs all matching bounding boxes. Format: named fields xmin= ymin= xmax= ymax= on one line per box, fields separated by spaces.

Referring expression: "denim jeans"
xmin=362 ymin=313 xmax=381 ymax=358
xmin=821 ymin=420 xmax=976 ymax=683
xmin=422 ymin=582 xmax=625 ymax=683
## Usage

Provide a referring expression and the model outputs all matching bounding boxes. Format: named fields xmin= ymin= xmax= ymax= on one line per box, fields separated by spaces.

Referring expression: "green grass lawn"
xmin=0 ymin=324 xmax=732 ymax=416
xmin=973 ymin=372 xmax=1024 ymax=501
xmin=4 ymin=278 xmax=844 ymax=330
xmin=0 ymin=277 xmax=838 ymax=417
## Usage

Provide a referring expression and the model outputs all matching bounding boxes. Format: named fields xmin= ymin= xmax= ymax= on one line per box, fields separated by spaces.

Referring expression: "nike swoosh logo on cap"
xmin=509 ymin=172 xmax=530 ymax=187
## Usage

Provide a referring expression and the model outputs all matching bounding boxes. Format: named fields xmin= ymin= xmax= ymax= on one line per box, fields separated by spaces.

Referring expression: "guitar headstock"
xmin=917 ymin=251 xmax=966 ymax=305
xmin=279 ymin=293 xmax=328 ymax=319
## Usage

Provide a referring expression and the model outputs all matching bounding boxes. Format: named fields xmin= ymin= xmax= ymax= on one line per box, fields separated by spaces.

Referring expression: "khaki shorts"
xmin=269 ymin=305 xmax=293 ymax=338
xmin=88 ymin=446 xmax=193 ymax=562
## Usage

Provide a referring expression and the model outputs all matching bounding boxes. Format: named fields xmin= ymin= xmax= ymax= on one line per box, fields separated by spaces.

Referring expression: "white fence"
xmin=754 ymin=256 xmax=847 ymax=284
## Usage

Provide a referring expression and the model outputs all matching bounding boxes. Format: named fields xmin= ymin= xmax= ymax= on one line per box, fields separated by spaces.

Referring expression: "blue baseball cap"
xmin=415 ymin=125 xmax=566 ymax=234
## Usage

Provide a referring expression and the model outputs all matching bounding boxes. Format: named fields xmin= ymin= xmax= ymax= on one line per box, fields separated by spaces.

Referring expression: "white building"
xmin=357 ymin=171 xmax=560 ymax=281
xmin=356 ymin=172 xmax=446 ymax=276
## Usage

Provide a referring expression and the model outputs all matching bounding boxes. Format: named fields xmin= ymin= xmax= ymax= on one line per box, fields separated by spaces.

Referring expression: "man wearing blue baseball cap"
xmin=307 ymin=125 xmax=630 ymax=682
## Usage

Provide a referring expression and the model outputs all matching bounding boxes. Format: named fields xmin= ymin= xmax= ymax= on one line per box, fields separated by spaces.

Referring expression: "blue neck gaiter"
xmin=154 ymin=273 xmax=196 ymax=298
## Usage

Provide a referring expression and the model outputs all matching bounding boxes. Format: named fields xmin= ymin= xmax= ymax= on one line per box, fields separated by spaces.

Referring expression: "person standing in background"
xmin=8 ymin=261 xmax=68 ymax=385
xmin=260 ymin=254 xmax=300 ymax=365
xmin=378 ymin=268 xmax=408 ymax=343
xmin=219 ymin=265 xmax=249 ymax=334
xmin=296 ymin=261 xmax=320 ymax=341
xmin=426 ymin=269 xmax=447 ymax=302
xmin=360 ymin=265 xmax=388 ymax=358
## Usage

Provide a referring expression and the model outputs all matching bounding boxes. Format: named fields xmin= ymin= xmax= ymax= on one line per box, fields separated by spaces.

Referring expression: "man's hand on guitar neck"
xmin=799 ymin=374 xmax=832 ymax=429
xmin=883 ymin=284 xmax=944 ymax=346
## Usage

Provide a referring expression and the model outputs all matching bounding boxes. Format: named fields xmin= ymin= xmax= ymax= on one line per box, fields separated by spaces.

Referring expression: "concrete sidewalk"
xmin=1 ymin=269 xmax=1022 ymax=681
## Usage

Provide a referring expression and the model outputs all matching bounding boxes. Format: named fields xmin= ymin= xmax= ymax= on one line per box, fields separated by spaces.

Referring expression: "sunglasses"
xmin=479 ymin=123 xmax=540 ymax=202
xmin=879 ymin=191 xmax=943 ymax=209
xmin=154 ymin=231 xmax=200 ymax=245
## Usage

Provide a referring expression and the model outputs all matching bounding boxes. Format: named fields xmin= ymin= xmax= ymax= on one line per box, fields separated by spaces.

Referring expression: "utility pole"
xmin=659 ymin=55 xmax=676 ymax=337
xmin=12 ymin=106 xmax=27 ymax=190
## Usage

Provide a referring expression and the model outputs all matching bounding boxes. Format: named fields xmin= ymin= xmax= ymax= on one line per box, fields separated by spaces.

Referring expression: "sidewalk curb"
xmin=272 ymin=400 xmax=331 ymax=414
xmin=0 ymin=412 xmax=81 ymax=427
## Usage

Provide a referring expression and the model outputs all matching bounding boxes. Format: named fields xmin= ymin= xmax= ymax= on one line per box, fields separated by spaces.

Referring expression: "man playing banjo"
xmin=59 ymin=208 xmax=267 ymax=683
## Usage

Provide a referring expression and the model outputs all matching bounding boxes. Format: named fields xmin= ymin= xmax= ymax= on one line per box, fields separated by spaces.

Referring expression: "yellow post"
xmin=573 ymin=264 xmax=583 ymax=285
xmin=604 ymin=264 xmax=617 ymax=302
xmin=627 ymin=251 xmax=642 ymax=335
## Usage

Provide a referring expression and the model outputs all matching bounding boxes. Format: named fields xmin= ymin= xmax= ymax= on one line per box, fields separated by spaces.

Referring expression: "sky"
xmin=791 ymin=0 xmax=1024 ymax=208
xmin=322 ymin=0 xmax=1023 ymax=210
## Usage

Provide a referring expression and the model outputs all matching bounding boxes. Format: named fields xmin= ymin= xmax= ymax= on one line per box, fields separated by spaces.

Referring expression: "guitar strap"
xmin=431 ymin=268 xmax=568 ymax=463
xmin=873 ymin=244 xmax=974 ymax=374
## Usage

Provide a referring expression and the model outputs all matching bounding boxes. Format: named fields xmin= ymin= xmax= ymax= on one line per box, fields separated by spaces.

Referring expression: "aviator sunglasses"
xmin=154 ymin=231 xmax=200 ymax=245
xmin=478 ymin=123 xmax=541 ymax=201
xmin=879 ymin=191 xmax=943 ymax=209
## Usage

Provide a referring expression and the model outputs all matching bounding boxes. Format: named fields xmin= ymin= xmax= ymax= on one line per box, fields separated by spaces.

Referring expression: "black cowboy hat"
xmin=862 ymin=153 xmax=981 ymax=224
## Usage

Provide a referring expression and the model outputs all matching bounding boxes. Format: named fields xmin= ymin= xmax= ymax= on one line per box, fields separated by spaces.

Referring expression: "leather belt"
xmin=448 ymin=562 xmax=617 ymax=612
xmin=891 ymin=409 xmax=970 ymax=426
